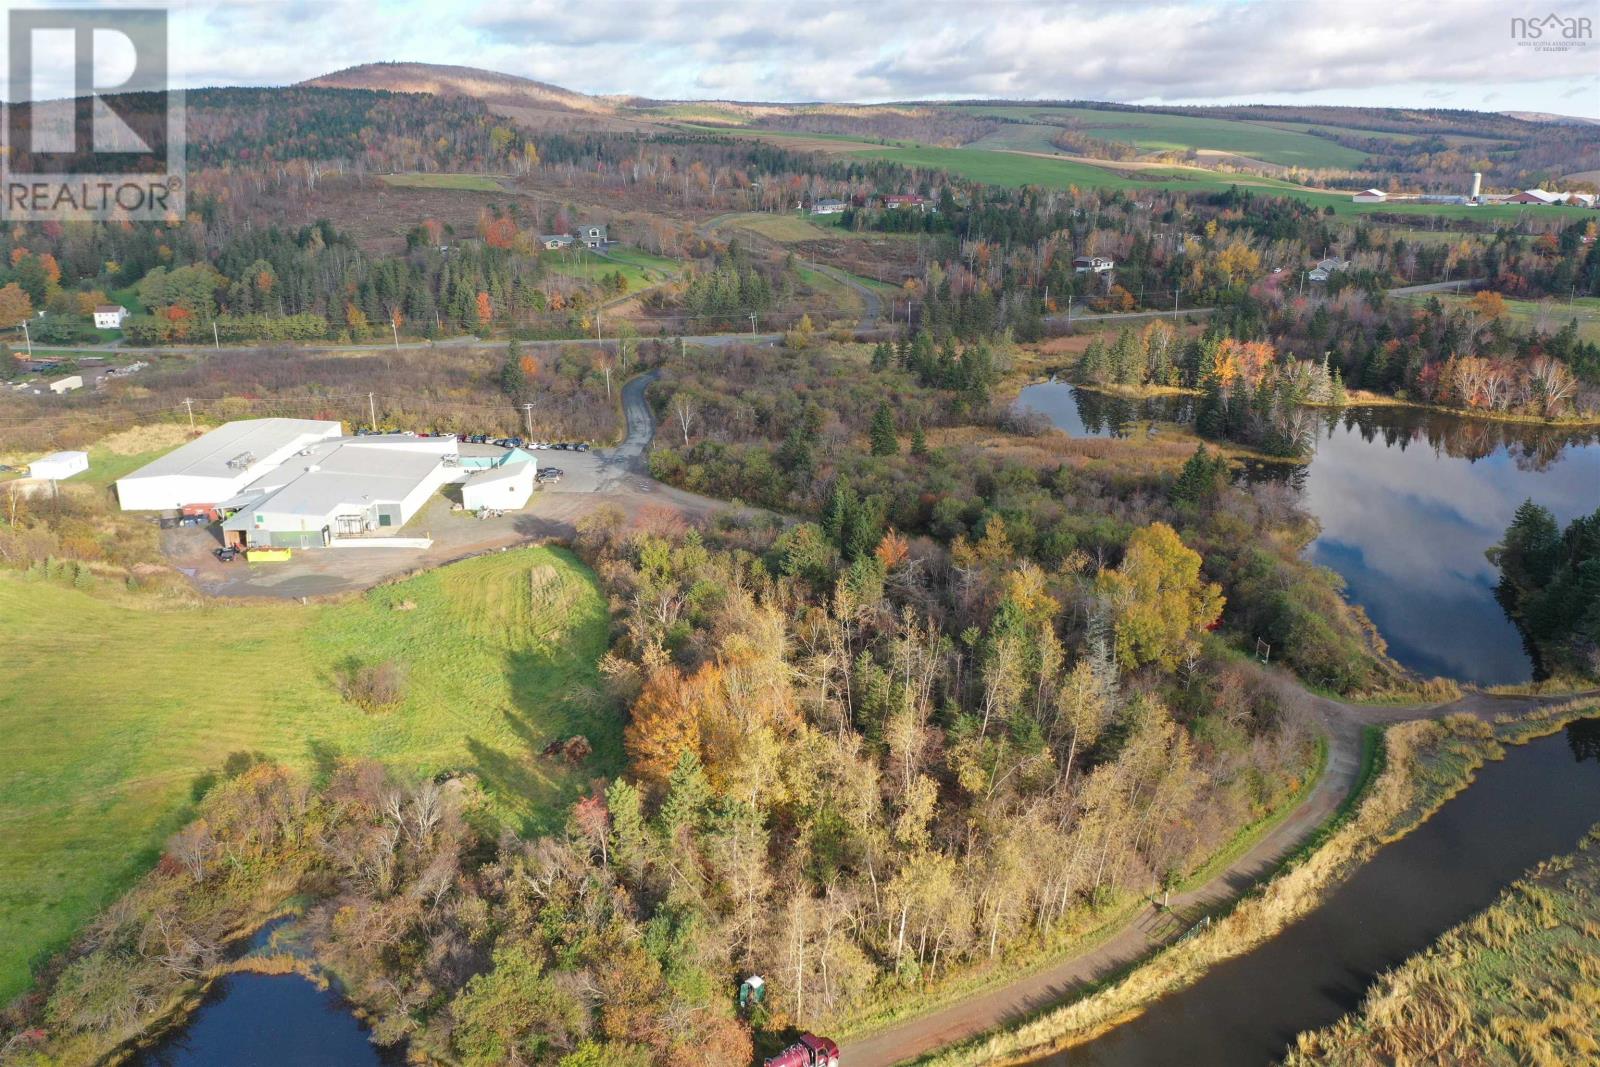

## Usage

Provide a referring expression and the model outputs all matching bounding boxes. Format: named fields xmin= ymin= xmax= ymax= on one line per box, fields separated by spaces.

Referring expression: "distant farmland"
xmin=949 ymin=104 xmax=1371 ymax=169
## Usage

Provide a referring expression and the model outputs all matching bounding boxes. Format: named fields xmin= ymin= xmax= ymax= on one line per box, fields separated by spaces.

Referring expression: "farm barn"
xmin=115 ymin=419 xmax=343 ymax=511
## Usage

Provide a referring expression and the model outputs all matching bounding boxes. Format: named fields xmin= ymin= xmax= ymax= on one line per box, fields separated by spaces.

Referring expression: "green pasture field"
xmin=0 ymin=545 xmax=613 ymax=1001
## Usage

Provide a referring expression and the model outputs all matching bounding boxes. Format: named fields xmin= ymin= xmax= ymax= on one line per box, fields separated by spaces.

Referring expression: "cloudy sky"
xmin=8 ymin=0 xmax=1599 ymax=114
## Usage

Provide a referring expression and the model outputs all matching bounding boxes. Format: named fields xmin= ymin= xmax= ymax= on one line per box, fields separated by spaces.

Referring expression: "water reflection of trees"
xmin=1329 ymin=407 xmax=1599 ymax=473
xmin=1072 ymin=388 xmax=1194 ymax=438
xmin=1566 ymin=718 xmax=1600 ymax=767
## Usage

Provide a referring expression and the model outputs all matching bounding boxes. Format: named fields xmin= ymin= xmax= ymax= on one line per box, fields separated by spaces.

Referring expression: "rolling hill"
xmin=301 ymin=60 xmax=617 ymax=114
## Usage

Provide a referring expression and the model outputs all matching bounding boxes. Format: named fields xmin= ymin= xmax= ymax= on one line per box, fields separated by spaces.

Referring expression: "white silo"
xmin=1470 ymin=172 xmax=1482 ymax=202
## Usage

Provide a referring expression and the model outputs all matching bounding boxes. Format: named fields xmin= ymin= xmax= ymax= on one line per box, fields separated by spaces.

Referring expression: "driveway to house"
xmin=838 ymin=683 xmax=1597 ymax=1067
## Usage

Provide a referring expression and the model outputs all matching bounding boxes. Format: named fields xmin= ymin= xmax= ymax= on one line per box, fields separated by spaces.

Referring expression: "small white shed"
xmin=29 ymin=451 xmax=89 ymax=480
xmin=462 ymin=458 xmax=535 ymax=511
xmin=49 ymin=375 xmax=83 ymax=394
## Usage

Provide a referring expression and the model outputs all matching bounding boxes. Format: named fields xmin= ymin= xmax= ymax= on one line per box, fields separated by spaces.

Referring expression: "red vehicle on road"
xmin=764 ymin=1034 xmax=839 ymax=1067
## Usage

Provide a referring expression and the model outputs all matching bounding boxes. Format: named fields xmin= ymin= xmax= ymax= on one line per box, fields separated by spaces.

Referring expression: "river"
xmin=1029 ymin=718 xmax=1600 ymax=1066
xmin=1014 ymin=382 xmax=1600 ymax=685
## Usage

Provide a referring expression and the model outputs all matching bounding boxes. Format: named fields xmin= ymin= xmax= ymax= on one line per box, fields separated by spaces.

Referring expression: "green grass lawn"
xmin=380 ymin=172 xmax=506 ymax=192
xmin=544 ymin=246 xmax=681 ymax=291
xmin=0 ymin=545 xmax=614 ymax=1002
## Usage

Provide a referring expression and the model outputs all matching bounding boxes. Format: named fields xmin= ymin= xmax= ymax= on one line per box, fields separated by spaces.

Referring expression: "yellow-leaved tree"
xmin=1096 ymin=522 xmax=1224 ymax=671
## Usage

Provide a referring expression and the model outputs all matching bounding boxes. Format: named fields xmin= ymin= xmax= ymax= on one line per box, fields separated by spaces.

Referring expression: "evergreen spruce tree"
xmin=869 ymin=402 xmax=899 ymax=456
xmin=910 ymin=422 xmax=928 ymax=457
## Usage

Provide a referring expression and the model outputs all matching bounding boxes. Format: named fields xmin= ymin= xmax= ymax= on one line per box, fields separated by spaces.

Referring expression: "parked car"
xmin=537 ymin=467 xmax=564 ymax=481
xmin=176 ymin=514 xmax=207 ymax=527
xmin=505 ymin=437 xmax=524 ymax=448
xmin=214 ymin=546 xmax=239 ymax=562
xmin=492 ymin=438 xmax=512 ymax=448
xmin=574 ymin=442 xmax=590 ymax=452
xmin=552 ymin=442 xmax=570 ymax=450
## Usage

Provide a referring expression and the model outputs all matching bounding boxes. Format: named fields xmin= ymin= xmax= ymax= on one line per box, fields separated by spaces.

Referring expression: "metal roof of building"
xmin=122 ymin=419 xmax=342 ymax=482
xmin=222 ymin=437 xmax=450 ymax=528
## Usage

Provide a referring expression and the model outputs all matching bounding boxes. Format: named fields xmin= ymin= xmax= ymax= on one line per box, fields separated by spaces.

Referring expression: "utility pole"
xmin=367 ymin=392 xmax=377 ymax=430
xmin=521 ymin=403 xmax=534 ymax=438
xmin=183 ymin=397 xmax=195 ymax=433
xmin=212 ymin=321 xmax=220 ymax=350
xmin=595 ymin=308 xmax=602 ymax=340
xmin=748 ymin=311 xmax=757 ymax=337
xmin=21 ymin=319 xmax=30 ymax=358
xmin=1172 ymin=286 xmax=1180 ymax=320
xmin=391 ymin=319 xmax=400 ymax=351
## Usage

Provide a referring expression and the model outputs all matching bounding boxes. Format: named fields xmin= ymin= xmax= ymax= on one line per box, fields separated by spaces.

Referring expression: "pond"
xmin=1284 ymin=408 xmax=1600 ymax=685
xmin=1014 ymin=383 xmax=1600 ymax=685
xmin=1015 ymin=380 xmax=1192 ymax=438
xmin=131 ymin=972 xmax=402 ymax=1067
xmin=1031 ymin=718 xmax=1600 ymax=1067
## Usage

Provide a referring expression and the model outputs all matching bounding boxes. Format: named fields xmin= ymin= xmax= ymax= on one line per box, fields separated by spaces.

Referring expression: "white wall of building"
xmin=462 ymin=461 xmax=535 ymax=511
xmin=28 ymin=451 xmax=89 ymax=480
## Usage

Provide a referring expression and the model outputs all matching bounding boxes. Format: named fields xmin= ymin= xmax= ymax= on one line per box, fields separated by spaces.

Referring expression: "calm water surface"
xmin=132 ymin=972 xmax=401 ymax=1067
xmin=1033 ymin=719 xmax=1600 ymax=1067
xmin=1292 ymin=408 xmax=1600 ymax=684
xmin=1016 ymin=383 xmax=1600 ymax=684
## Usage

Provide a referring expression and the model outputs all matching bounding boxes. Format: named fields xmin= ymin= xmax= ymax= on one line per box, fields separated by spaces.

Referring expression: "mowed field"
xmin=543 ymin=245 xmax=683 ymax=290
xmin=379 ymin=172 xmax=508 ymax=192
xmin=843 ymin=144 xmax=1557 ymax=222
xmin=950 ymin=104 xmax=1372 ymax=169
xmin=0 ymin=546 xmax=613 ymax=1002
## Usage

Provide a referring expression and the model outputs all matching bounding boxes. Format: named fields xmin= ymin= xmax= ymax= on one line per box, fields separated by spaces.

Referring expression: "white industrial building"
xmin=117 ymin=418 xmax=536 ymax=549
xmin=219 ymin=434 xmax=463 ymax=548
xmin=115 ymin=418 xmax=343 ymax=511
xmin=27 ymin=451 xmax=89 ymax=480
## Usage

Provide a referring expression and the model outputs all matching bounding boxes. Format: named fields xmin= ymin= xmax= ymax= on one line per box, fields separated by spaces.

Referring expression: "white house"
xmin=461 ymin=457 xmax=536 ymax=511
xmin=93 ymin=304 xmax=129 ymax=329
xmin=27 ymin=451 xmax=89 ymax=480
xmin=811 ymin=198 xmax=846 ymax=215
xmin=49 ymin=375 xmax=82 ymax=394
xmin=1352 ymin=189 xmax=1387 ymax=203
xmin=115 ymin=418 xmax=343 ymax=511
xmin=579 ymin=224 xmax=608 ymax=249
xmin=1308 ymin=257 xmax=1349 ymax=283
xmin=540 ymin=234 xmax=575 ymax=250
xmin=1072 ymin=255 xmax=1115 ymax=274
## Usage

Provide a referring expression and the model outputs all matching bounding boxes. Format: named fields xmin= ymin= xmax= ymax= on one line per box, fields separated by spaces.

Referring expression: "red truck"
xmin=764 ymin=1034 xmax=839 ymax=1067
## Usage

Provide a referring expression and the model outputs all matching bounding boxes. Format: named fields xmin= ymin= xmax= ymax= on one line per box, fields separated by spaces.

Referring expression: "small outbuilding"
xmin=28 ymin=451 xmax=89 ymax=480
xmin=461 ymin=457 xmax=536 ymax=511
xmin=49 ymin=375 xmax=82 ymax=394
xmin=1352 ymin=189 xmax=1387 ymax=203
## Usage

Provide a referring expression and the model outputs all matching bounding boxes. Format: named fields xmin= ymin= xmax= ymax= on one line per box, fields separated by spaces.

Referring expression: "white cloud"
xmin=9 ymin=0 xmax=1594 ymax=114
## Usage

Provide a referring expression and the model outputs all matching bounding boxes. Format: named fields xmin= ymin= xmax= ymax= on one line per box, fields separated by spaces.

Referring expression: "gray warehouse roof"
xmin=223 ymin=438 xmax=450 ymax=528
xmin=123 ymin=419 xmax=341 ymax=481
